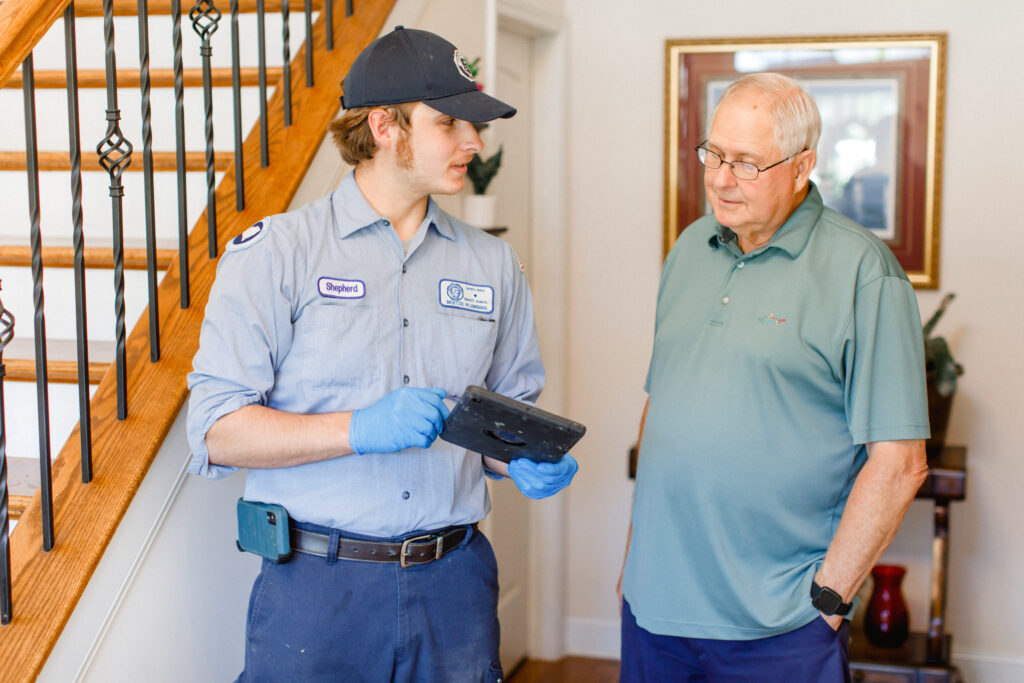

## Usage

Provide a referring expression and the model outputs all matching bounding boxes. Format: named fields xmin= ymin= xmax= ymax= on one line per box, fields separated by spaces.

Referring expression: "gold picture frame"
xmin=665 ymin=34 xmax=947 ymax=288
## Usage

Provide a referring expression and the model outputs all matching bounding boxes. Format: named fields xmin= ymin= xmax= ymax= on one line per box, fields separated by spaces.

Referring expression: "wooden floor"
xmin=508 ymin=657 xmax=620 ymax=683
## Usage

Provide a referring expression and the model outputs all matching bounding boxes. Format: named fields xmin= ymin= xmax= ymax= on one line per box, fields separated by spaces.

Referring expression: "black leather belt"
xmin=290 ymin=523 xmax=476 ymax=568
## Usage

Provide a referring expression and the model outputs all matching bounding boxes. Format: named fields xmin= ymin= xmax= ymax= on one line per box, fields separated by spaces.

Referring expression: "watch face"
xmin=813 ymin=587 xmax=843 ymax=615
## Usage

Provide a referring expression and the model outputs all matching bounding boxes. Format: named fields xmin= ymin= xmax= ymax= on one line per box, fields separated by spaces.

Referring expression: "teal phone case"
xmin=236 ymin=498 xmax=292 ymax=563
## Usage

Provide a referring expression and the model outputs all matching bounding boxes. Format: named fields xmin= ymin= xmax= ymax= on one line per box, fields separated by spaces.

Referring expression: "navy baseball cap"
xmin=340 ymin=26 xmax=516 ymax=122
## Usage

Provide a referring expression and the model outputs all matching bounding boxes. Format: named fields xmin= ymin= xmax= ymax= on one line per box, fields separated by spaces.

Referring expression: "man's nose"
xmin=709 ymin=164 xmax=737 ymax=189
xmin=463 ymin=124 xmax=483 ymax=154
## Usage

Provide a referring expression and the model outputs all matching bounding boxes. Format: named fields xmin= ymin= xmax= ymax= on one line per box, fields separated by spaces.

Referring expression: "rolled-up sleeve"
xmin=186 ymin=223 xmax=297 ymax=479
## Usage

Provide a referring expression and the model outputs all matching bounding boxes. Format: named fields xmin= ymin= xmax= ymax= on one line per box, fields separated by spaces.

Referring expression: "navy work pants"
xmin=620 ymin=599 xmax=851 ymax=682
xmin=237 ymin=523 xmax=502 ymax=683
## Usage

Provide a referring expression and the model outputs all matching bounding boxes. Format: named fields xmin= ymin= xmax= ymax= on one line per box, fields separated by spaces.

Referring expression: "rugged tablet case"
xmin=440 ymin=386 xmax=586 ymax=463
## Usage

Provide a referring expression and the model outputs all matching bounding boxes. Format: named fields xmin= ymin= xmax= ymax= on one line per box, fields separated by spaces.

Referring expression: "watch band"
xmin=810 ymin=580 xmax=852 ymax=616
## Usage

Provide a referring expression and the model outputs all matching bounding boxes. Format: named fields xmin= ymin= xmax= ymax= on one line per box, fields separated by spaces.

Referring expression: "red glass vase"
xmin=864 ymin=564 xmax=909 ymax=648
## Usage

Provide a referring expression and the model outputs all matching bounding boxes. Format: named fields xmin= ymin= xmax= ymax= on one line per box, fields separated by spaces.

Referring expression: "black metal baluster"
xmin=1 ymin=292 xmax=16 ymax=624
xmin=346 ymin=0 xmax=352 ymax=17
xmin=190 ymin=0 xmax=221 ymax=258
xmin=256 ymin=0 xmax=269 ymax=166
xmin=324 ymin=0 xmax=332 ymax=50
xmin=64 ymin=2 xmax=93 ymax=483
xmin=97 ymin=0 xmax=133 ymax=421
xmin=137 ymin=0 xmax=160 ymax=361
xmin=282 ymin=0 xmax=292 ymax=126
xmin=171 ymin=0 xmax=190 ymax=308
xmin=22 ymin=54 xmax=55 ymax=550
xmin=303 ymin=0 xmax=312 ymax=86
xmin=229 ymin=0 xmax=244 ymax=209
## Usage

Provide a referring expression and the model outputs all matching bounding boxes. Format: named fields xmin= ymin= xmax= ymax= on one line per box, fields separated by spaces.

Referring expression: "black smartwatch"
xmin=810 ymin=580 xmax=852 ymax=616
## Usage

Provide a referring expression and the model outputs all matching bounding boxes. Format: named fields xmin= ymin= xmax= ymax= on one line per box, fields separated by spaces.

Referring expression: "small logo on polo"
xmin=454 ymin=49 xmax=475 ymax=82
xmin=759 ymin=313 xmax=788 ymax=327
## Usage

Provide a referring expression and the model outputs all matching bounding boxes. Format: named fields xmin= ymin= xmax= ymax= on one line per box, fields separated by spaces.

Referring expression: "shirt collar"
xmin=708 ymin=182 xmax=824 ymax=258
xmin=331 ymin=171 xmax=456 ymax=242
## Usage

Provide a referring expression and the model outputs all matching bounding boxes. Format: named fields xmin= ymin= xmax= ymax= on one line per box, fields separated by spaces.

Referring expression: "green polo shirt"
xmin=624 ymin=184 xmax=929 ymax=640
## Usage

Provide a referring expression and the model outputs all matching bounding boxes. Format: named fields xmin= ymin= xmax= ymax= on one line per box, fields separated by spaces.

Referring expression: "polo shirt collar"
xmin=709 ymin=182 xmax=825 ymax=258
xmin=331 ymin=171 xmax=455 ymax=242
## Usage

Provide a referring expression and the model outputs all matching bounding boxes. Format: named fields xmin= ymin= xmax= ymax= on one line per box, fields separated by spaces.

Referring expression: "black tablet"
xmin=440 ymin=386 xmax=586 ymax=464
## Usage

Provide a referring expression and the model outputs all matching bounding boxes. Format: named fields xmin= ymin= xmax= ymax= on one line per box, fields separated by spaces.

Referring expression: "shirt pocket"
xmin=299 ymin=302 xmax=381 ymax=389
xmin=428 ymin=310 xmax=498 ymax=393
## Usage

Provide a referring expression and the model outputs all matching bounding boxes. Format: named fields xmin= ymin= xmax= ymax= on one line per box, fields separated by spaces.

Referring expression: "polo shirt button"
xmin=403 ymin=375 xmax=410 ymax=384
xmin=722 ymin=296 xmax=730 ymax=305
xmin=737 ymin=261 xmax=745 ymax=268
xmin=402 ymin=491 xmax=410 ymax=500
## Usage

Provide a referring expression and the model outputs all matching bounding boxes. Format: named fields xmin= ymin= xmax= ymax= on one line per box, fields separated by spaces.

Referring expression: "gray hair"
xmin=713 ymin=73 xmax=822 ymax=157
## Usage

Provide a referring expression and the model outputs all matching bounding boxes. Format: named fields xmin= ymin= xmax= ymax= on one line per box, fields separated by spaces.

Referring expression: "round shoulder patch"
xmin=226 ymin=220 xmax=268 ymax=252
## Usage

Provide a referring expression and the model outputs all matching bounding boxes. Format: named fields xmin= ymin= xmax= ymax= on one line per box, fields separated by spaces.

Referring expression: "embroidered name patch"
xmin=439 ymin=279 xmax=493 ymax=314
xmin=319 ymin=277 xmax=365 ymax=299
xmin=226 ymin=220 xmax=268 ymax=252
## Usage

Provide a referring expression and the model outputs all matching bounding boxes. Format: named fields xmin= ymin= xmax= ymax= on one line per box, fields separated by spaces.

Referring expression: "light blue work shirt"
xmin=186 ymin=172 xmax=544 ymax=537
xmin=624 ymin=184 xmax=929 ymax=640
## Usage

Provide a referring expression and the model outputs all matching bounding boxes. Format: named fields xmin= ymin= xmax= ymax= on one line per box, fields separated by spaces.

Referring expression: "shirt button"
xmin=722 ymin=296 xmax=730 ymax=305
xmin=382 ymin=218 xmax=391 ymax=226
xmin=402 ymin=265 xmax=407 ymax=274
xmin=737 ymin=261 xmax=745 ymax=268
xmin=403 ymin=318 xmax=409 ymax=328
xmin=403 ymin=375 xmax=410 ymax=384
xmin=402 ymin=491 xmax=410 ymax=500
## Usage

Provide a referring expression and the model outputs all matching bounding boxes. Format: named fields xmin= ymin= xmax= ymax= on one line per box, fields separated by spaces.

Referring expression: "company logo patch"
xmin=758 ymin=313 xmax=788 ymax=327
xmin=454 ymin=49 xmax=475 ymax=82
xmin=226 ymin=221 xmax=267 ymax=252
xmin=439 ymin=279 xmax=493 ymax=314
xmin=318 ymin=277 xmax=365 ymax=299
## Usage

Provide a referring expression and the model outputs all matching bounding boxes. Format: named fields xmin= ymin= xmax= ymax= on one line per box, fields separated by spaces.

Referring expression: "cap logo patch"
xmin=454 ymin=49 xmax=475 ymax=82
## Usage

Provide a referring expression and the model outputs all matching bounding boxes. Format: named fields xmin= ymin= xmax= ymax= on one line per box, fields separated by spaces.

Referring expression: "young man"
xmin=187 ymin=26 xmax=577 ymax=682
xmin=619 ymin=73 xmax=929 ymax=682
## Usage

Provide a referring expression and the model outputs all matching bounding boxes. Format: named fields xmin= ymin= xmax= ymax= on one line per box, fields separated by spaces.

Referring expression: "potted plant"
xmin=462 ymin=146 xmax=503 ymax=228
xmin=922 ymin=293 xmax=963 ymax=456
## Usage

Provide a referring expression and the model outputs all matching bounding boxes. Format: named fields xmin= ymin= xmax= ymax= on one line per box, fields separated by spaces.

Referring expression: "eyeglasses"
xmin=694 ymin=141 xmax=794 ymax=181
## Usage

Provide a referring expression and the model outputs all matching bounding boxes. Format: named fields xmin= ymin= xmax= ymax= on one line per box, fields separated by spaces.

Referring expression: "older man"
xmin=618 ymin=73 xmax=930 ymax=682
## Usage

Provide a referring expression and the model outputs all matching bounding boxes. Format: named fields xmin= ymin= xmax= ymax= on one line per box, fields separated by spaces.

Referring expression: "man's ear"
xmin=793 ymin=149 xmax=817 ymax=191
xmin=367 ymin=108 xmax=398 ymax=151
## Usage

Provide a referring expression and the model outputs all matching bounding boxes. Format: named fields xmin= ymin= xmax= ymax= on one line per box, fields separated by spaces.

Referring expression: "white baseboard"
xmin=564 ymin=617 xmax=620 ymax=660
xmin=954 ymin=650 xmax=1024 ymax=683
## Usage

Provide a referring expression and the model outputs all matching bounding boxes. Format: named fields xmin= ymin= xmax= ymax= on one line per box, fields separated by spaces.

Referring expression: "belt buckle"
xmin=400 ymin=533 xmax=444 ymax=569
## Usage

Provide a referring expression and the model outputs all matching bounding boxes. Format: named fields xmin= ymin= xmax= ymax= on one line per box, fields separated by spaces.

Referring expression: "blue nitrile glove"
xmin=348 ymin=387 xmax=450 ymax=455
xmin=507 ymin=454 xmax=579 ymax=499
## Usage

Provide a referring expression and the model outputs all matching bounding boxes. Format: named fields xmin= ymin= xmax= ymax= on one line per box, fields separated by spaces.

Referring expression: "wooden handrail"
xmin=0 ymin=0 xmax=71 ymax=89
xmin=0 ymin=2 xmax=395 ymax=679
xmin=0 ymin=244 xmax=176 ymax=269
xmin=0 ymin=150 xmax=230 ymax=172
xmin=2 ymin=66 xmax=284 ymax=89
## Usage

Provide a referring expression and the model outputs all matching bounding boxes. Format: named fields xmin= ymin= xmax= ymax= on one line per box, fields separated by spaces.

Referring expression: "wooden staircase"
xmin=0 ymin=0 xmax=395 ymax=678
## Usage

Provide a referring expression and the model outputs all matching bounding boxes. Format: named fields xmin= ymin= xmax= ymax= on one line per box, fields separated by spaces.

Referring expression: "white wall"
xmin=561 ymin=0 xmax=1024 ymax=677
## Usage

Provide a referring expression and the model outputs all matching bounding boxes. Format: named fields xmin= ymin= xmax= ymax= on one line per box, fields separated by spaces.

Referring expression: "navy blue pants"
xmin=620 ymin=599 xmax=851 ymax=683
xmin=237 ymin=523 xmax=502 ymax=683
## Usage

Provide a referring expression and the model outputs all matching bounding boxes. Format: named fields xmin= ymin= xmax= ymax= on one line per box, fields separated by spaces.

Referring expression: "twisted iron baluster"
xmin=303 ymin=0 xmax=312 ymax=87
xmin=137 ymin=0 xmax=160 ymax=361
xmin=324 ymin=0 xmax=332 ymax=50
xmin=256 ymin=0 xmax=269 ymax=166
xmin=190 ymin=0 xmax=221 ymax=258
xmin=22 ymin=54 xmax=55 ymax=550
xmin=171 ymin=0 xmax=190 ymax=308
xmin=1 ymin=288 xmax=16 ymax=624
xmin=64 ymin=2 xmax=93 ymax=482
xmin=97 ymin=0 xmax=133 ymax=421
xmin=229 ymin=0 xmax=244 ymax=210
xmin=282 ymin=0 xmax=291 ymax=126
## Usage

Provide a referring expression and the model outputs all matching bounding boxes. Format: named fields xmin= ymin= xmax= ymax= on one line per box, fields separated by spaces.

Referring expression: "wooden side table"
xmin=849 ymin=446 xmax=967 ymax=682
